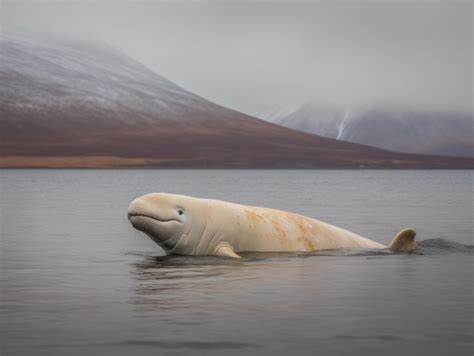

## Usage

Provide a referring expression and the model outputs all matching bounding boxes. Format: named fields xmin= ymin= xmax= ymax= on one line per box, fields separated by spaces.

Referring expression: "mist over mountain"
xmin=4 ymin=1 xmax=471 ymax=117
xmin=259 ymin=103 xmax=473 ymax=158
xmin=0 ymin=34 xmax=472 ymax=168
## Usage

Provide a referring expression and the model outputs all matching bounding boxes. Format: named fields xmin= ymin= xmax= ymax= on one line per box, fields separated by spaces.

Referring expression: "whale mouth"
xmin=128 ymin=213 xmax=183 ymax=244
xmin=128 ymin=213 xmax=181 ymax=224
xmin=128 ymin=214 xmax=184 ymax=250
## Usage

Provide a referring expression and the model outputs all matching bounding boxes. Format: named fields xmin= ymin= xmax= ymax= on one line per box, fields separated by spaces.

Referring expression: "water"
xmin=1 ymin=170 xmax=473 ymax=356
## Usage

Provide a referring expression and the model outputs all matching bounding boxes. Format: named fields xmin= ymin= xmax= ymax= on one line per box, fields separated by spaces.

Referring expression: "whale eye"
xmin=178 ymin=208 xmax=184 ymax=215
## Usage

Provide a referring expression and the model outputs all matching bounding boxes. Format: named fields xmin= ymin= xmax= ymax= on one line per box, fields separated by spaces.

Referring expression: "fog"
xmin=2 ymin=0 xmax=472 ymax=115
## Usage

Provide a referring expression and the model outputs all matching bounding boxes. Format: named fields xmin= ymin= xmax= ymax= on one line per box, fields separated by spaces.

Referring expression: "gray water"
xmin=1 ymin=170 xmax=473 ymax=356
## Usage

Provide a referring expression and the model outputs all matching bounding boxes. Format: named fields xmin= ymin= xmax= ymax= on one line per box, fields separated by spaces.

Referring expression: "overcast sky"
xmin=2 ymin=1 xmax=472 ymax=115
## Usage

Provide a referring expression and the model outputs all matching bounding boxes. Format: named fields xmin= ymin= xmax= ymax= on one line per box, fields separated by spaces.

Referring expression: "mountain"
xmin=259 ymin=103 xmax=473 ymax=158
xmin=0 ymin=34 xmax=472 ymax=168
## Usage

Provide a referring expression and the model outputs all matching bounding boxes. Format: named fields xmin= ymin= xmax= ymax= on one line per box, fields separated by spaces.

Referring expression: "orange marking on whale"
xmin=286 ymin=213 xmax=316 ymax=251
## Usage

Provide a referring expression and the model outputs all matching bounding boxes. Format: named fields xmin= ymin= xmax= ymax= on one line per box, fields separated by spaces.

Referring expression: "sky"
xmin=2 ymin=0 xmax=472 ymax=116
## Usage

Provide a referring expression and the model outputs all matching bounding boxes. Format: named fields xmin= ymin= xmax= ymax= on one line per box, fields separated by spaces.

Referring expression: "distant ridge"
xmin=258 ymin=103 xmax=473 ymax=158
xmin=0 ymin=34 xmax=473 ymax=168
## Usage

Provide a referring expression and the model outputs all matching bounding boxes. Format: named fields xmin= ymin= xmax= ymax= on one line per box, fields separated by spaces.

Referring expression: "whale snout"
xmin=127 ymin=198 xmax=144 ymax=219
xmin=127 ymin=195 xmax=180 ymax=222
xmin=127 ymin=194 xmax=186 ymax=248
xmin=127 ymin=198 xmax=152 ymax=232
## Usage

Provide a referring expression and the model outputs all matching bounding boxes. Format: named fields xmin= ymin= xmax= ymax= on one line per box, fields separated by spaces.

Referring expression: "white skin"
xmin=127 ymin=193 xmax=408 ymax=258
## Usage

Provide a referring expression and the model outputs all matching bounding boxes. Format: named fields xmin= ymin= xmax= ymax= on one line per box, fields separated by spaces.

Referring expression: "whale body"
xmin=128 ymin=193 xmax=416 ymax=258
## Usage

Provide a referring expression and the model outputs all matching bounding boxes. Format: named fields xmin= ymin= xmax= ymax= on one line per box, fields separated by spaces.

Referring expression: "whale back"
xmin=208 ymin=202 xmax=385 ymax=253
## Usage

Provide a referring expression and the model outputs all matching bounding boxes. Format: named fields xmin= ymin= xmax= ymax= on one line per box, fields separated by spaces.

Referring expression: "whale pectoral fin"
xmin=215 ymin=245 xmax=241 ymax=259
xmin=389 ymin=228 xmax=416 ymax=252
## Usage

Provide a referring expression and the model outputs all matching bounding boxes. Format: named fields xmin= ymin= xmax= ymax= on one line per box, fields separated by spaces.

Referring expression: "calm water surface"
xmin=1 ymin=170 xmax=473 ymax=355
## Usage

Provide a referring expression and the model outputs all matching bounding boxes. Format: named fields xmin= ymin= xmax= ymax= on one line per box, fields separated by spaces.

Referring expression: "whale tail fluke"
xmin=389 ymin=228 xmax=417 ymax=252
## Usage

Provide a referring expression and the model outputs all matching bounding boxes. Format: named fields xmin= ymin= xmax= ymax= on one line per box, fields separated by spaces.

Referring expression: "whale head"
xmin=127 ymin=193 xmax=209 ymax=254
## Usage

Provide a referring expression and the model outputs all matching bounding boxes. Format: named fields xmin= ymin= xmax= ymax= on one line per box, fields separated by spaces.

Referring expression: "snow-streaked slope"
xmin=0 ymin=34 xmax=223 ymax=125
xmin=260 ymin=103 xmax=473 ymax=157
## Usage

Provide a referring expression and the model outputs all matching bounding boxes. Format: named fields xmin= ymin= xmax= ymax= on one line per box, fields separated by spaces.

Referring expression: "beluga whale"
xmin=127 ymin=193 xmax=416 ymax=258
